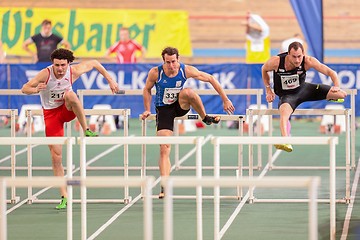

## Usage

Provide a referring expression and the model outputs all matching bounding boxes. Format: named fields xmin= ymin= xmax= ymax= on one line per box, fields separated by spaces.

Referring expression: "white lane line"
xmin=340 ymin=158 xmax=360 ymax=240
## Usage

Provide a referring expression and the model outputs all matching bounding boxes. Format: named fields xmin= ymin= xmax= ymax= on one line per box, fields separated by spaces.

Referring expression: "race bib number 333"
xmin=163 ymin=87 xmax=181 ymax=104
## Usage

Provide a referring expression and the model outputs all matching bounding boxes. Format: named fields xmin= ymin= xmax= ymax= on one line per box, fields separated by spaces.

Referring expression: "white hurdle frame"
xmin=162 ymin=176 xmax=320 ymax=240
xmin=141 ymin=114 xmax=245 ymax=173
xmin=344 ymin=89 xmax=357 ymax=169
xmin=0 ymin=176 xmax=154 ymax=240
xmin=1 ymin=109 xmax=130 ymax=171
xmin=0 ymin=109 xmax=18 ymax=203
xmin=0 ymin=137 xmax=74 ymax=204
xmin=247 ymin=108 xmax=351 ymax=202
xmin=78 ymin=136 xmax=204 ymax=203
xmin=212 ymin=136 xmax=338 ymax=240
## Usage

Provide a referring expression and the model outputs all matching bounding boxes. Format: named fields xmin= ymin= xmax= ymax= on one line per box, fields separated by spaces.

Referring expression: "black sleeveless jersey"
xmin=273 ymin=52 xmax=306 ymax=96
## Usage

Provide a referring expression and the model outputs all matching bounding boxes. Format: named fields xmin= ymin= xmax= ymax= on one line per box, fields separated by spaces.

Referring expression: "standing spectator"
xmin=105 ymin=27 xmax=146 ymax=63
xmin=243 ymin=11 xmax=271 ymax=63
xmin=106 ymin=27 xmax=146 ymax=128
xmin=23 ymin=19 xmax=71 ymax=63
xmin=280 ymin=33 xmax=305 ymax=53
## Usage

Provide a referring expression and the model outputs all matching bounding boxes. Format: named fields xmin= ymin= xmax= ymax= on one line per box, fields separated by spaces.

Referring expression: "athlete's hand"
xmin=330 ymin=86 xmax=340 ymax=92
xmin=223 ymin=99 xmax=235 ymax=115
xmin=109 ymin=81 xmax=119 ymax=94
xmin=265 ymin=89 xmax=275 ymax=103
xmin=36 ymin=83 xmax=47 ymax=92
xmin=141 ymin=111 xmax=151 ymax=120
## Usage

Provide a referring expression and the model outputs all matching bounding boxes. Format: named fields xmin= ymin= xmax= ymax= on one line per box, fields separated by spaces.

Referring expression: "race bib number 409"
xmin=280 ymin=74 xmax=300 ymax=90
xmin=163 ymin=88 xmax=181 ymax=104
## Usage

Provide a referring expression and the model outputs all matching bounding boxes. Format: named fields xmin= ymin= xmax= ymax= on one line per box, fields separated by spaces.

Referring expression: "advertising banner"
xmin=0 ymin=7 xmax=192 ymax=58
xmin=0 ymin=63 xmax=359 ymax=117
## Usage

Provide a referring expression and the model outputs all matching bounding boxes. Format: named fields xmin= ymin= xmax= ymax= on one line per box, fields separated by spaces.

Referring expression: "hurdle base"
xmin=10 ymin=196 xmax=20 ymax=204
xmin=28 ymin=198 xmax=133 ymax=204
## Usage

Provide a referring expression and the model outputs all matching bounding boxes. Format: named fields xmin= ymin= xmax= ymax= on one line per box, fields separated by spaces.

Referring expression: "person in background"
xmin=21 ymin=48 xmax=120 ymax=209
xmin=262 ymin=41 xmax=346 ymax=153
xmin=23 ymin=19 xmax=71 ymax=63
xmin=243 ymin=11 xmax=271 ymax=64
xmin=280 ymin=33 xmax=305 ymax=53
xmin=142 ymin=46 xmax=235 ymax=198
xmin=105 ymin=27 xmax=146 ymax=63
xmin=106 ymin=27 xmax=146 ymax=128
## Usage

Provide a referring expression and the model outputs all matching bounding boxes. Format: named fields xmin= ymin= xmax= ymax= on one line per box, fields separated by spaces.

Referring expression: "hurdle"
xmin=161 ymin=176 xmax=320 ymax=240
xmin=212 ymin=136 xmax=338 ymax=240
xmin=344 ymin=89 xmax=357 ymax=169
xmin=141 ymin=114 xmax=245 ymax=172
xmin=0 ymin=109 xmax=18 ymax=203
xmin=0 ymin=176 xmax=154 ymax=240
xmin=78 ymin=136 xmax=204 ymax=203
xmin=0 ymin=108 xmax=131 ymax=171
xmin=0 ymin=137 xmax=74 ymax=204
xmin=247 ymin=108 xmax=351 ymax=202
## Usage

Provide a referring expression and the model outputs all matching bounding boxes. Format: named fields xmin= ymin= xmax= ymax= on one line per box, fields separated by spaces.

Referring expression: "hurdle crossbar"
xmin=140 ymin=114 xmax=245 ymax=174
xmin=0 ymin=137 xmax=75 ymax=204
xmin=0 ymin=109 xmax=17 ymax=202
xmin=247 ymin=108 xmax=351 ymax=202
xmin=3 ymin=108 xmax=131 ymax=171
xmin=212 ymin=136 xmax=338 ymax=240
xmin=78 ymin=88 xmax=263 ymax=96
xmin=161 ymin=176 xmax=320 ymax=240
xmin=0 ymin=176 xmax=154 ymax=240
xmin=77 ymin=136 xmax=204 ymax=202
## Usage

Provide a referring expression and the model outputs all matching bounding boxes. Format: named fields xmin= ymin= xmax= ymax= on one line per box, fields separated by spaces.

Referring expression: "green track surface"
xmin=1 ymin=117 xmax=360 ymax=239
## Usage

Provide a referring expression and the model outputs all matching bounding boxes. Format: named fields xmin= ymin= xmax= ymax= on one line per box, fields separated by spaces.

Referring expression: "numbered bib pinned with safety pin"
xmin=163 ymin=87 xmax=181 ymax=104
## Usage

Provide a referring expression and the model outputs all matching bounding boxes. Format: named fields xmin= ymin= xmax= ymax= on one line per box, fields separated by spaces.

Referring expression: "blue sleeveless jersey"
xmin=155 ymin=63 xmax=187 ymax=107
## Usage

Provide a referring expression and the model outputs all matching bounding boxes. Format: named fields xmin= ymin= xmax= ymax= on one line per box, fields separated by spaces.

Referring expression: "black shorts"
xmin=278 ymin=82 xmax=331 ymax=111
xmin=155 ymin=100 xmax=190 ymax=131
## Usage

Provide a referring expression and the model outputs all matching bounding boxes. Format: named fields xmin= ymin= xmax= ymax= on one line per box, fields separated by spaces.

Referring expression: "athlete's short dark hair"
xmin=41 ymin=19 xmax=52 ymax=26
xmin=50 ymin=48 xmax=75 ymax=63
xmin=161 ymin=47 xmax=179 ymax=60
xmin=288 ymin=41 xmax=304 ymax=53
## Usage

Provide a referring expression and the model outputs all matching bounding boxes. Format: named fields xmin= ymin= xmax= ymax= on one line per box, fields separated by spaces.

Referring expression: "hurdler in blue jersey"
xmin=142 ymin=46 xmax=235 ymax=198
xmin=261 ymin=41 xmax=347 ymax=152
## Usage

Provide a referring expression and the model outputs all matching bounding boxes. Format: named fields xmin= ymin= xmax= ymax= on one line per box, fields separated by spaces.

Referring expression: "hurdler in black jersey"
xmin=261 ymin=41 xmax=347 ymax=152
xmin=273 ymin=52 xmax=331 ymax=110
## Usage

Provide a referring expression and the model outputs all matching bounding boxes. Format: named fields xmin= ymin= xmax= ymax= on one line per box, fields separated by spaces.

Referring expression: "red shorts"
xmin=43 ymin=104 xmax=76 ymax=137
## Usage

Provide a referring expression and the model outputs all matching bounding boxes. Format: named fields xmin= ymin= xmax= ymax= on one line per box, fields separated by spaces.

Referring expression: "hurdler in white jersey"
xmin=40 ymin=65 xmax=73 ymax=109
xmin=21 ymin=48 xmax=120 ymax=210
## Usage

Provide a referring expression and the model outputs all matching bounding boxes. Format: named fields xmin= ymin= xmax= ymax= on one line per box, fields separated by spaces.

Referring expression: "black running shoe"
xmin=159 ymin=186 xmax=165 ymax=199
xmin=202 ymin=115 xmax=221 ymax=125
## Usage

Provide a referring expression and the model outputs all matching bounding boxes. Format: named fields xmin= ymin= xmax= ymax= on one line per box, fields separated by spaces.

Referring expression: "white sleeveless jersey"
xmin=40 ymin=65 xmax=73 ymax=109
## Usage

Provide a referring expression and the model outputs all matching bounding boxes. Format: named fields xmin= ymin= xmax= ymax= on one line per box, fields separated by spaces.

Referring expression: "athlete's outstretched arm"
xmin=71 ymin=60 xmax=119 ymax=93
xmin=305 ymin=56 xmax=339 ymax=87
xmin=21 ymin=68 xmax=48 ymax=94
xmin=261 ymin=56 xmax=279 ymax=103
xmin=142 ymin=67 xmax=158 ymax=120
xmin=185 ymin=65 xmax=235 ymax=114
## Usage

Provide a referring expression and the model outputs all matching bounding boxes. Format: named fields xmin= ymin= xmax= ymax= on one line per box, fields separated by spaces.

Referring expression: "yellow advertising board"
xmin=0 ymin=7 xmax=193 ymax=58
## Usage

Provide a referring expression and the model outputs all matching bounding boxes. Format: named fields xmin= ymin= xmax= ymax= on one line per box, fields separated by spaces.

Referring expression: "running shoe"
xmin=202 ymin=115 xmax=221 ymax=125
xmin=274 ymin=144 xmax=293 ymax=152
xmin=159 ymin=186 xmax=165 ymax=199
xmin=328 ymin=99 xmax=344 ymax=103
xmin=55 ymin=196 xmax=67 ymax=210
xmin=85 ymin=129 xmax=98 ymax=137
